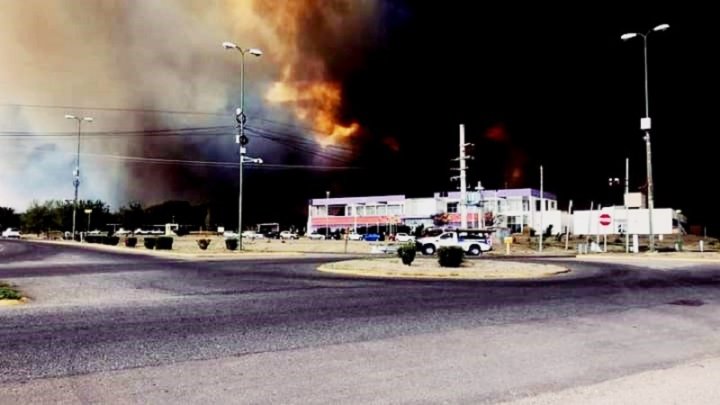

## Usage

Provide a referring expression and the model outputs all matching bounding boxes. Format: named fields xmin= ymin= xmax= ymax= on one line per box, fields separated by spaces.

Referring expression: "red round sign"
xmin=599 ymin=213 xmax=612 ymax=226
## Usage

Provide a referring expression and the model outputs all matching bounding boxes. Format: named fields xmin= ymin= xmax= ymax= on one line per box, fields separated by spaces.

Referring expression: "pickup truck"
xmin=416 ymin=230 xmax=492 ymax=256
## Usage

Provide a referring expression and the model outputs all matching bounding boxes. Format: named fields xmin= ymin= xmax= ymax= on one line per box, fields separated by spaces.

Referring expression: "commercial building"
xmin=307 ymin=188 xmax=567 ymax=235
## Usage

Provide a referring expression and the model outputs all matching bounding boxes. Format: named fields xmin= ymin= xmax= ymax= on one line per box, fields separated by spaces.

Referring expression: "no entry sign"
xmin=599 ymin=213 xmax=612 ymax=226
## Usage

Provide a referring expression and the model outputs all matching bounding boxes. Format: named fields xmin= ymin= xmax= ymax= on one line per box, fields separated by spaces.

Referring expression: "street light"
xmin=326 ymin=191 xmax=330 ymax=240
xmin=65 ymin=114 xmax=93 ymax=240
xmin=223 ymin=41 xmax=262 ymax=250
xmin=620 ymin=23 xmax=669 ymax=252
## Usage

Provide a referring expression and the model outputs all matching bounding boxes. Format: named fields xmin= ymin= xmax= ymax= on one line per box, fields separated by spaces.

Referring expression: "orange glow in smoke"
xmin=266 ymin=67 xmax=359 ymax=146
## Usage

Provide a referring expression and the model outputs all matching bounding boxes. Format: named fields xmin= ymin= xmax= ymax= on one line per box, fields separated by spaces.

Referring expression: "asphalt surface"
xmin=2 ymin=239 xmax=720 ymax=403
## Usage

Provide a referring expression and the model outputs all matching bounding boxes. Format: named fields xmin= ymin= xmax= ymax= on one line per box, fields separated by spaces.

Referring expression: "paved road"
xmin=1 ymin=239 xmax=720 ymax=403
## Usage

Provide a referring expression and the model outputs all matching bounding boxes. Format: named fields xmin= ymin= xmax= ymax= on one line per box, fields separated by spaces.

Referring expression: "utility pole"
xmin=326 ymin=191 xmax=330 ymax=240
xmin=539 ymin=165 xmax=544 ymax=253
xmin=477 ymin=181 xmax=484 ymax=229
xmin=625 ymin=157 xmax=630 ymax=253
xmin=621 ymin=24 xmax=669 ymax=252
xmin=565 ymin=200 xmax=573 ymax=250
xmin=459 ymin=124 xmax=468 ymax=229
xmin=223 ymin=41 xmax=262 ymax=251
xmin=451 ymin=124 xmax=473 ymax=229
xmin=65 ymin=115 xmax=93 ymax=240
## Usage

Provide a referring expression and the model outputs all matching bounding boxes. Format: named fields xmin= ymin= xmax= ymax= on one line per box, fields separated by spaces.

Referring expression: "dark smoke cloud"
xmin=0 ymin=0 xmax=379 ymax=211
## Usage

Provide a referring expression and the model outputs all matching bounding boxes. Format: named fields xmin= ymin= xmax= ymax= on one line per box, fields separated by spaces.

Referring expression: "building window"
xmin=366 ymin=206 xmax=376 ymax=216
xmin=447 ymin=202 xmax=458 ymax=213
xmin=507 ymin=215 xmax=522 ymax=234
xmin=536 ymin=200 xmax=541 ymax=211
xmin=523 ymin=197 xmax=530 ymax=212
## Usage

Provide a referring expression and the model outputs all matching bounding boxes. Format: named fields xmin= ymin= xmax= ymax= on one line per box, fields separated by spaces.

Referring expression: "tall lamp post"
xmin=65 ymin=114 xmax=93 ymax=239
xmin=325 ymin=191 xmax=330 ymax=240
xmin=621 ymin=23 xmax=669 ymax=252
xmin=223 ymin=41 xmax=262 ymax=250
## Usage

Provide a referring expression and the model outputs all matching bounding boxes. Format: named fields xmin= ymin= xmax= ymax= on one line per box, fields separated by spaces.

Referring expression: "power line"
xmin=0 ymin=102 xmax=362 ymax=140
xmin=0 ymin=145 xmax=362 ymax=171
xmin=0 ymin=102 xmax=231 ymax=117
xmin=0 ymin=125 xmax=232 ymax=137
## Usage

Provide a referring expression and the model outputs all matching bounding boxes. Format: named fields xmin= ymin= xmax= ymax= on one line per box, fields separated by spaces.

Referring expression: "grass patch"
xmin=0 ymin=283 xmax=22 ymax=300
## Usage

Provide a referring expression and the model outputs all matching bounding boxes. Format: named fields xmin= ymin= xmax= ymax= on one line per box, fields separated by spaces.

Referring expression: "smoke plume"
xmin=0 ymin=0 xmax=376 ymax=210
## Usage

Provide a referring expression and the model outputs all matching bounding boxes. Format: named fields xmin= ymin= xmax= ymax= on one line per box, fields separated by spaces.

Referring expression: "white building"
xmin=307 ymin=188 xmax=568 ymax=235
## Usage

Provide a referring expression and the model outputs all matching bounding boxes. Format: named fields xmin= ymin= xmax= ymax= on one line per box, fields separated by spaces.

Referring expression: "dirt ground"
xmin=318 ymin=258 xmax=570 ymax=280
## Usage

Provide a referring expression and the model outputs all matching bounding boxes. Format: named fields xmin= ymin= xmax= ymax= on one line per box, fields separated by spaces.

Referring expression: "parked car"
xmin=114 ymin=228 xmax=132 ymax=236
xmin=1 ymin=228 xmax=21 ymax=239
xmin=241 ymin=230 xmax=264 ymax=239
xmin=223 ymin=231 xmax=239 ymax=238
xmin=264 ymin=231 xmax=281 ymax=239
xmin=364 ymin=233 xmax=381 ymax=242
xmin=348 ymin=233 xmax=364 ymax=241
xmin=307 ymin=232 xmax=326 ymax=240
xmin=394 ymin=233 xmax=416 ymax=243
xmin=279 ymin=231 xmax=299 ymax=240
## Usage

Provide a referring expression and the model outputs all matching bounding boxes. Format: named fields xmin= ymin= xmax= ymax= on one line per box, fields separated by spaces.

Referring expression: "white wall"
xmin=404 ymin=198 xmax=439 ymax=218
xmin=530 ymin=210 xmax=563 ymax=234
xmin=573 ymin=208 xmax=673 ymax=235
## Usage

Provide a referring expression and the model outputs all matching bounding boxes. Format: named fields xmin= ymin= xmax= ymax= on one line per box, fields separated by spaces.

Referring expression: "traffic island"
xmin=317 ymin=258 xmax=570 ymax=280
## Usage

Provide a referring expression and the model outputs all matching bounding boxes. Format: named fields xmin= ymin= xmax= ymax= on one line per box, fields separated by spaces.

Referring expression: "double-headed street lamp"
xmin=223 ymin=41 xmax=262 ymax=250
xmin=621 ymin=23 xmax=669 ymax=252
xmin=65 ymin=114 xmax=93 ymax=239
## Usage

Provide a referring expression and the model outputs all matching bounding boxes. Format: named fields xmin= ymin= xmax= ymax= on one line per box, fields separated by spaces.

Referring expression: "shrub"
xmin=197 ymin=239 xmax=211 ymax=250
xmin=144 ymin=237 xmax=157 ymax=250
xmin=438 ymin=246 xmax=464 ymax=268
xmin=85 ymin=235 xmax=107 ymax=244
xmin=397 ymin=243 xmax=417 ymax=266
xmin=225 ymin=238 xmax=239 ymax=251
xmin=0 ymin=283 xmax=21 ymax=300
xmin=104 ymin=236 xmax=120 ymax=246
xmin=155 ymin=236 xmax=174 ymax=250
xmin=125 ymin=237 xmax=138 ymax=248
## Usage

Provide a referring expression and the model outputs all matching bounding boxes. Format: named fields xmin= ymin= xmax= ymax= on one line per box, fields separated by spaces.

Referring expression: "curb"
xmin=317 ymin=260 xmax=571 ymax=281
xmin=579 ymin=254 xmax=720 ymax=264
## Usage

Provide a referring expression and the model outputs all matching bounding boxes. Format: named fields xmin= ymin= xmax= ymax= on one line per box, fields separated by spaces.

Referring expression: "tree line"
xmin=0 ymin=200 xmax=233 ymax=234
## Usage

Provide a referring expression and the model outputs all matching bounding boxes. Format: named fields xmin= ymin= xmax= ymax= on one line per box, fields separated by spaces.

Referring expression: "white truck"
xmin=416 ymin=230 xmax=492 ymax=256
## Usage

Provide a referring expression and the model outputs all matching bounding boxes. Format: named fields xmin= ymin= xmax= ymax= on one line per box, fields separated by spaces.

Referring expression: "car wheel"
xmin=422 ymin=244 xmax=436 ymax=255
xmin=468 ymin=245 xmax=481 ymax=256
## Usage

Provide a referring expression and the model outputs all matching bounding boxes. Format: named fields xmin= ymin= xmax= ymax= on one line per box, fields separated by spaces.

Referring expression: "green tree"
xmin=0 ymin=206 xmax=21 ymax=229
xmin=22 ymin=200 xmax=62 ymax=234
xmin=118 ymin=202 xmax=145 ymax=229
